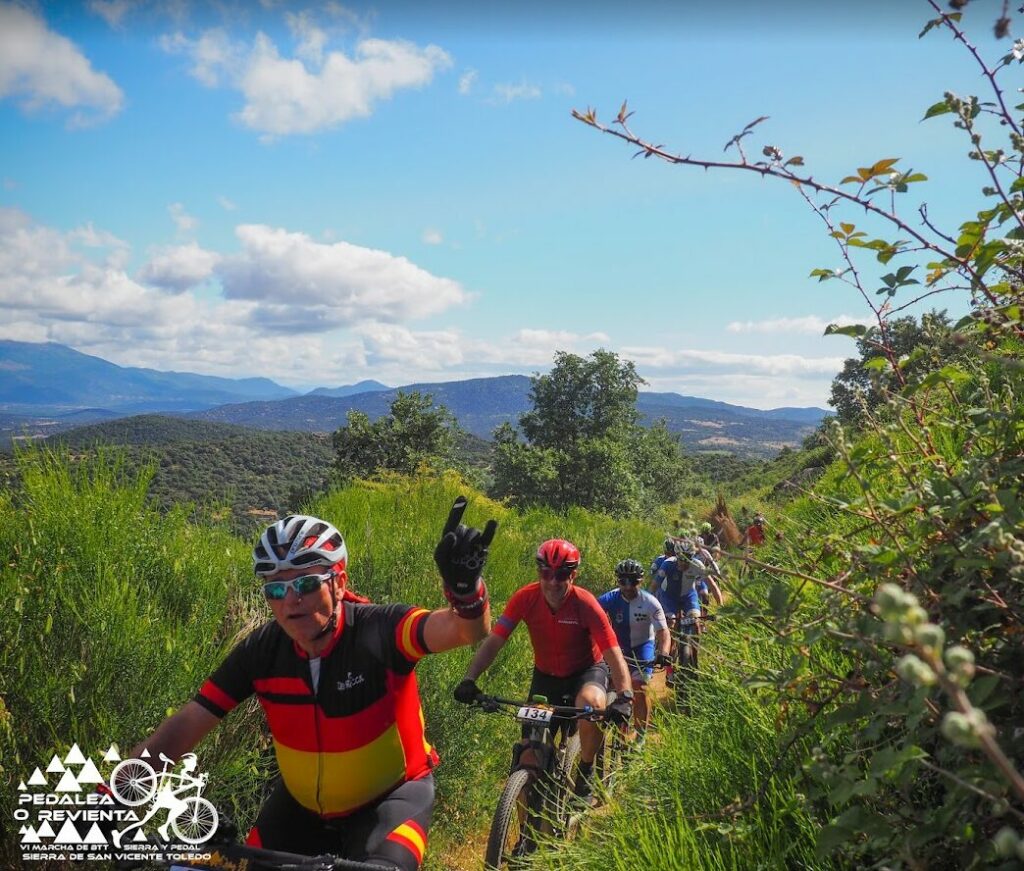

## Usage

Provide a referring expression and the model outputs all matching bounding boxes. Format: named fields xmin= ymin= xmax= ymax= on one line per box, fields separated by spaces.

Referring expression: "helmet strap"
xmin=312 ymin=571 xmax=341 ymax=640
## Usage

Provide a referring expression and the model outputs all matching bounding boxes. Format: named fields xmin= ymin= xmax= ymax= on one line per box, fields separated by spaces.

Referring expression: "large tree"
xmin=491 ymin=350 xmax=689 ymax=515
xmin=333 ymin=391 xmax=461 ymax=482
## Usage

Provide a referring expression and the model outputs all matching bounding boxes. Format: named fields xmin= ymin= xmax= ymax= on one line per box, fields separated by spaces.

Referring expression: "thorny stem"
xmin=572 ymin=110 xmax=1023 ymax=332
xmin=928 ymin=0 xmax=1022 ymax=138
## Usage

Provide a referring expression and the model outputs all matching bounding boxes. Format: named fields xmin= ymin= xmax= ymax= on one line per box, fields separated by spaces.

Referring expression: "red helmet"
xmin=536 ymin=539 xmax=581 ymax=572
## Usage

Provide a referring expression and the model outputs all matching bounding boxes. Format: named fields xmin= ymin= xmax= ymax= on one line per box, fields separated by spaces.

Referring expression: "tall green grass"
xmin=0 ymin=453 xmax=673 ymax=868
xmin=526 ymin=612 xmax=835 ymax=870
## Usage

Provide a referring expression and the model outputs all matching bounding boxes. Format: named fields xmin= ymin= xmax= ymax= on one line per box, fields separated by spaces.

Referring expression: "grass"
xmin=0 ymin=445 xmax=855 ymax=869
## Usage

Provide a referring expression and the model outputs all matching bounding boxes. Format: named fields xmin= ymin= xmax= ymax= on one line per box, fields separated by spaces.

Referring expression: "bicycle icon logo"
xmin=109 ymin=752 xmax=219 ymax=846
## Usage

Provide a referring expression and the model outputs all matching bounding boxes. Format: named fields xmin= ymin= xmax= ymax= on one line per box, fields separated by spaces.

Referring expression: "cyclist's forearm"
xmin=655 ymin=628 xmax=671 ymax=657
xmin=127 ymin=701 xmax=219 ymax=761
xmin=603 ymin=647 xmax=632 ymax=694
xmin=706 ymin=575 xmax=724 ymax=606
xmin=463 ymin=632 xmax=506 ymax=681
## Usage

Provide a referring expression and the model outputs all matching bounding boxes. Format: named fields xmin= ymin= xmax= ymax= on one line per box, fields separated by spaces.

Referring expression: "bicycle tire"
xmin=676 ymin=634 xmax=698 ymax=714
xmin=484 ymin=768 xmax=536 ymax=870
xmin=597 ymin=728 xmax=625 ymax=795
xmin=551 ymin=732 xmax=581 ymax=839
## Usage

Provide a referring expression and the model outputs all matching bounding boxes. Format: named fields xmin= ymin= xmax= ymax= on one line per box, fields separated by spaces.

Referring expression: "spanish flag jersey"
xmin=195 ymin=601 xmax=437 ymax=817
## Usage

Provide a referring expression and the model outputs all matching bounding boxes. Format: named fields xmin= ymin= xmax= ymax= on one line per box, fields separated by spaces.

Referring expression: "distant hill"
xmin=309 ymin=380 xmax=390 ymax=398
xmin=0 ymin=340 xmax=297 ymax=414
xmin=24 ymin=415 xmax=492 ymax=532
xmin=190 ymin=375 xmax=829 ymax=457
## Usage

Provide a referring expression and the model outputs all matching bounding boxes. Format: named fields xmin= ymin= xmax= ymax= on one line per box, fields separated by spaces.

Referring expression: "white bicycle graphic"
xmin=108 ymin=753 xmax=218 ymax=845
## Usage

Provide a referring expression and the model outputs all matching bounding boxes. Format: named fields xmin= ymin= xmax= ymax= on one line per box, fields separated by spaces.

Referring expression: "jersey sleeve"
xmin=596 ymin=589 xmax=616 ymax=611
xmin=194 ymin=626 xmax=266 ymax=718
xmin=493 ymin=587 xmax=528 ymax=641
xmin=646 ymin=593 xmax=668 ymax=632
xmin=579 ymin=590 xmax=618 ymax=653
xmin=388 ymin=604 xmax=432 ymax=667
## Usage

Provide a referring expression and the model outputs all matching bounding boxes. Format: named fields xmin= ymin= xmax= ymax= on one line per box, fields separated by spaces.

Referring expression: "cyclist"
xmin=742 ymin=513 xmax=767 ymax=548
xmin=652 ymin=539 xmax=723 ymax=669
xmin=102 ymin=498 xmax=496 ymax=871
xmin=650 ymin=537 xmax=676 ymax=589
xmin=698 ymin=522 xmax=720 ymax=553
xmin=453 ymin=539 xmax=633 ymax=802
xmin=597 ymin=559 xmax=670 ymax=738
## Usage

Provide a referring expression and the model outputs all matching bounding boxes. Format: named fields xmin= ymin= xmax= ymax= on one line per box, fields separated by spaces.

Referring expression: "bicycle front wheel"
xmin=676 ymin=635 xmax=698 ymax=713
xmin=484 ymin=768 xmax=536 ymax=870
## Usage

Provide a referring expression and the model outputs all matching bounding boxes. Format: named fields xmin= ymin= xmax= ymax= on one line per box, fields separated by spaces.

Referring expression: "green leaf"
xmin=816 ymin=824 xmax=854 ymax=857
xmin=922 ymin=100 xmax=952 ymax=120
xmin=824 ymin=323 xmax=867 ymax=337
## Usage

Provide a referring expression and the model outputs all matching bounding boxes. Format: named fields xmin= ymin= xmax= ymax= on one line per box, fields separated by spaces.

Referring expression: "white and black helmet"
xmin=253 ymin=515 xmax=348 ymax=577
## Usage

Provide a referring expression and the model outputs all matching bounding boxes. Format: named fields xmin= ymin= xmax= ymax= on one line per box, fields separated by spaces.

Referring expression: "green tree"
xmin=491 ymin=350 xmax=690 ymax=515
xmin=332 ymin=391 xmax=461 ymax=482
xmin=828 ymin=311 xmax=965 ymax=426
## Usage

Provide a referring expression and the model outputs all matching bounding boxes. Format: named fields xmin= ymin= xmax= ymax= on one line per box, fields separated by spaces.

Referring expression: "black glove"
xmin=454 ymin=678 xmax=482 ymax=705
xmin=434 ymin=496 xmax=497 ymax=618
xmin=655 ymin=653 xmax=673 ymax=668
xmin=607 ymin=693 xmax=633 ymax=726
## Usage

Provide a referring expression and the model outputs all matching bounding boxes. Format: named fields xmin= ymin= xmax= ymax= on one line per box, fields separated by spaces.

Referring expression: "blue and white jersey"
xmin=656 ymin=556 xmax=708 ymax=615
xmin=597 ymin=588 xmax=667 ymax=650
xmin=651 ymin=553 xmax=671 ymax=581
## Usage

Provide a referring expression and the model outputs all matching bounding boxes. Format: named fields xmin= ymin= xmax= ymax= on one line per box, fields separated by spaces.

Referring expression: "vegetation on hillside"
xmin=568 ymin=3 xmax=1024 ymax=867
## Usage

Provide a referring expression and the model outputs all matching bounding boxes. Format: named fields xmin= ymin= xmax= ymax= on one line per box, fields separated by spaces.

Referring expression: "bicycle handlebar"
xmin=472 ymin=694 xmax=611 ymax=721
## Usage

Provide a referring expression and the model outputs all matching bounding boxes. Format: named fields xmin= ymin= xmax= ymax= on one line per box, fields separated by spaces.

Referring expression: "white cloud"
xmin=458 ymin=69 xmax=477 ymax=95
xmin=621 ymin=344 xmax=844 ymax=378
xmin=159 ymin=29 xmax=242 ymax=88
xmin=0 ymin=209 xmax=478 ymax=383
xmin=422 ymin=228 xmax=443 ymax=245
xmin=218 ymin=224 xmax=467 ymax=329
xmin=161 ymin=26 xmax=451 ymax=136
xmin=87 ymin=0 xmax=138 ymax=29
xmin=491 ymin=80 xmax=542 ymax=104
xmin=217 ymin=195 xmax=237 ymax=211
xmin=726 ymin=314 xmax=871 ymax=334
xmin=0 ymin=3 xmax=124 ymax=126
xmin=138 ymin=242 xmax=220 ymax=291
xmin=168 ymin=202 xmax=198 ymax=234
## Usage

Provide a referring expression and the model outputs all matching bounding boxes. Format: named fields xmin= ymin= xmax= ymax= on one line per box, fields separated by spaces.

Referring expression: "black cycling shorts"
xmin=522 ymin=662 xmax=609 ymax=739
xmin=246 ymin=774 xmax=434 ymax=871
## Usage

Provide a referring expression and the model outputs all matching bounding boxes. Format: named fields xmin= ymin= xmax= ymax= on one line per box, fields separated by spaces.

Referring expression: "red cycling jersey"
xmin=493 ymin=582 xmax=618 ymax=677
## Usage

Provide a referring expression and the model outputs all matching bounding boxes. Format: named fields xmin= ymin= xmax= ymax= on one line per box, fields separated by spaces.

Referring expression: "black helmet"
xmin=615 ymin=558 xmax=644 ymax=582
xmin=663 ymin=537 xmax=675 ymax=554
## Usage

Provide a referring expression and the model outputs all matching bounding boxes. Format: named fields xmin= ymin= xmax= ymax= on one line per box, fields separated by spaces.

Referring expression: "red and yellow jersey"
xmin=195 ymin=602 xmax=437 ymax=817
xmin=493 ymin=582 xmax=618 ymax=677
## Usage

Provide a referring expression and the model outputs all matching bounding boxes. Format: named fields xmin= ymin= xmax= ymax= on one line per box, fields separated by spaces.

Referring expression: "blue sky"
xmin=0 ymin=0 xmax=1013 ymax=407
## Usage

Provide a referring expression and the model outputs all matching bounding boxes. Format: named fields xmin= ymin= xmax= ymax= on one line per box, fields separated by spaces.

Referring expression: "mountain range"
xmin=0 ymin=340 xmax=830 ymax=456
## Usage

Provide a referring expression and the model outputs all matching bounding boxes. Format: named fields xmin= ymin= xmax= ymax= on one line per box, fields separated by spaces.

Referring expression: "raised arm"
xmin=429 ymin=495 xmax=498 ymax=651
xmin=423 ymin=602 xmax=491 ymax=652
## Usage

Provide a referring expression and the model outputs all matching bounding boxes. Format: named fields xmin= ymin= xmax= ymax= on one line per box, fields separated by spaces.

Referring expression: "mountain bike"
xmin=467 ymin=693 xmax=619 ymax=870
xmin=671 ymin=613 xmax=717 ymax=714
xmin=148 ymin=819 xmax=394 ymax=870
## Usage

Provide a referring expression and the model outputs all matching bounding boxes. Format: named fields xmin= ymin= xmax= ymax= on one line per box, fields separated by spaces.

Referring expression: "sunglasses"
xmin=262 ymin=571 xmax=333 ymax=601
xmin=617 ymin=577 xmax=641 ymax=586
xmin=539 ymin=566 xmax=575 ymax=582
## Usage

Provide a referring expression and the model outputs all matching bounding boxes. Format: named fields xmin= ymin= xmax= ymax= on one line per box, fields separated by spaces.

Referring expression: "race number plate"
xmin=516 ymin=706 xmax=554 ymax=725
